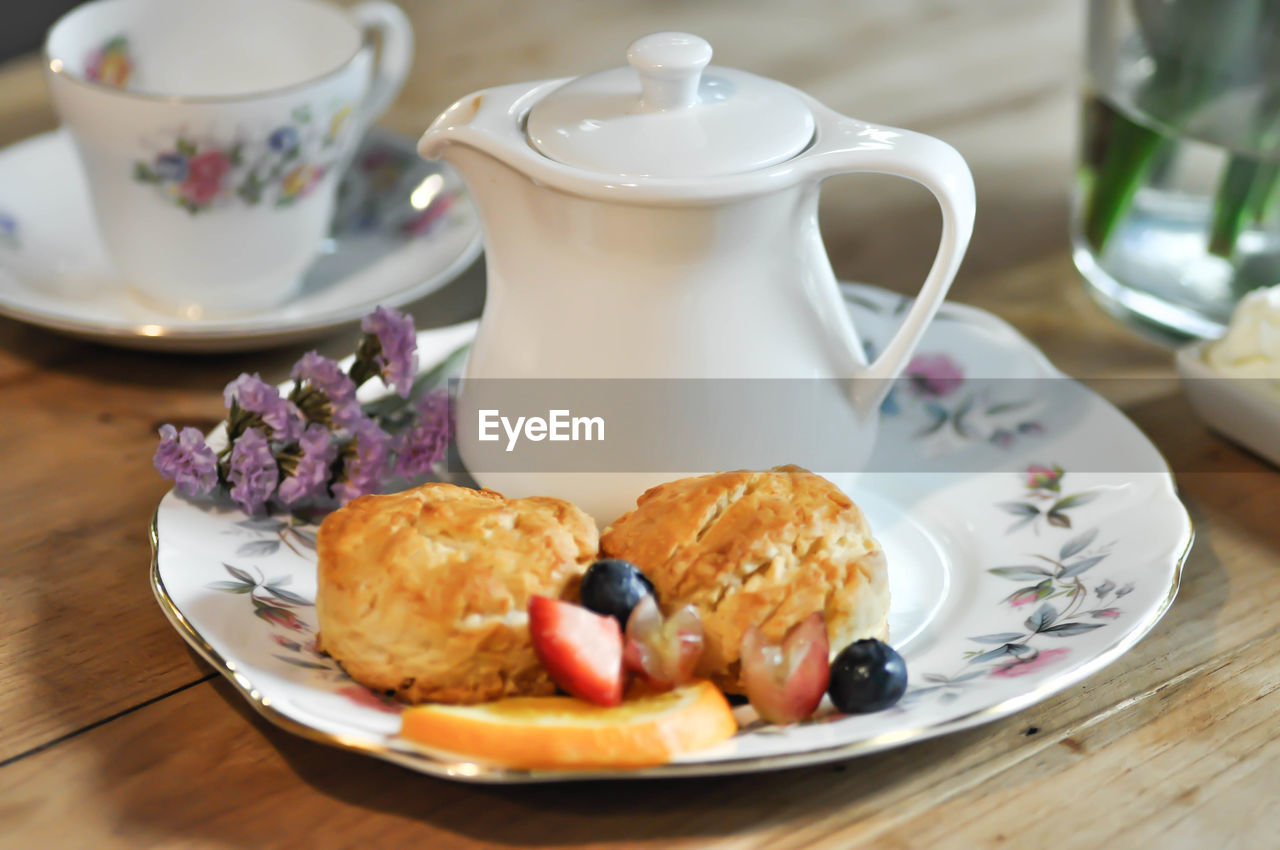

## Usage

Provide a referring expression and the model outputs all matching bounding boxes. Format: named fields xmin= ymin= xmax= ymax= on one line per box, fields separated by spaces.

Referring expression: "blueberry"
xmin=827 ymin=639 xmax=908 ymax=713
xmin=580 ymin=559 xmax=655 ymax=627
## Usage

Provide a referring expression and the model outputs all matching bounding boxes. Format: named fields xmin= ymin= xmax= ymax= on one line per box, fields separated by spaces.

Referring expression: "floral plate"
xmin=0 ymin=128 xmax=481 ymax=352
xmin=151 ymin=284 xmax=1192 ymax=782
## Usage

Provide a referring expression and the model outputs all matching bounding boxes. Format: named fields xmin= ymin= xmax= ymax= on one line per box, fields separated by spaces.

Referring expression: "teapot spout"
xmin=418 ymin=80 xmax=567 ymax=173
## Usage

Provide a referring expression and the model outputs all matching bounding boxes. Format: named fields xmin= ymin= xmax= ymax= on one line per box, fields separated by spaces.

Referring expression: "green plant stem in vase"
xmin=1083 ymin=0 xmax=1280 ymax=280
xmin=1081 ymin=107 xmax=1165 ymax=254
xmin=1206 ymin=88 xmax=1280 ymax=273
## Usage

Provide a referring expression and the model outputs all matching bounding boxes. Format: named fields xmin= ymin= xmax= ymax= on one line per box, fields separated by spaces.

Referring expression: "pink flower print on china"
xmin=335 ymin=685 xmax=402 ymax=714
xmin=1091 ymin=608 xmax=1122 ymax=619
xmin=254 ymin=602 xmax=307 ymax=632
xmin=904 ymin=352 xmax=964 ymax=398
xmin=181 ymin=150 xmax=232 ymax=205
xmin=85 ymin=35 xmax=132 ymax=88
xmin=1024 ymin=463 xmax=1064 ymax=492
xmin=271 ymin=634 xmax=303 ymax=651
xmin=989 ymin=647 xmax=1070 ymax=678
xmin=1008 ymin=587 xmax=1041 ymax=608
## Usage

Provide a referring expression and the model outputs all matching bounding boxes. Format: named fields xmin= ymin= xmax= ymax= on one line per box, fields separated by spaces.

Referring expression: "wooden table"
xmin=2 ymin=1 xmax=1277 ymax=847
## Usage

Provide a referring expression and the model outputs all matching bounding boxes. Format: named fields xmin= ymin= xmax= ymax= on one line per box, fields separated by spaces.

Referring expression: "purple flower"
xmin=153 ymin=424 xmax=218 ymax=496
xmin=227 ymin=427 xmax=278 ymax=515
xmin=291 ymin=351 xmax=362 ymax=428
xmin=332 ymin=418 xmax=392 ymax=504
xmin=360 ymin=306 xmax=417 ymax=397
xmin=904 ymin=353 xmax=964 ymax=398
xmin=394 ymin=390 xmax=453 ymax=478
xmin=224 ymin=373 xmax=303 ymax=441
xmin=271 ymin=634 xmax=302 ymax=651
xmin=154 ymin=153 xmax=188 ymax=181
xmin=277 ymin=424 xmax=338 ymax=506
xmin=268 ymin=126 xmax=299 ymax=153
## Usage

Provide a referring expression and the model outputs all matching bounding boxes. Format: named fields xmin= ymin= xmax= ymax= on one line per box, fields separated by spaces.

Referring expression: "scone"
xmin=316 ymin=483 xmax=597 ymax=704
xmin=599 ymin=466 xmax=888 ymax=693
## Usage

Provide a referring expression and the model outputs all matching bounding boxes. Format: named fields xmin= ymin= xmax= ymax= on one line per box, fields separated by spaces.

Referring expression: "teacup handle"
xmin=348 ymin=1 xmax=415 ymax=129
xmin=801 ymin=107 xmax=976 ymax=416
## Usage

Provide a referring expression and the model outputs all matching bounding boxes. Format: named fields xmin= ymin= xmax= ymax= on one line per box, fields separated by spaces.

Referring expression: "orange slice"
xmin=400 ymin=680 xmax=737 ymax=769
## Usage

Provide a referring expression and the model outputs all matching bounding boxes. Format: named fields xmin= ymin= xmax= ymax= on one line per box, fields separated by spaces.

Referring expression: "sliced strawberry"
xmin=528 ymin=595 xmax=624 ymax=707
xmin=623 ymin=595 xmax=705 ymax=691
xmin=740 ymin=612 xmax=831 ymax=724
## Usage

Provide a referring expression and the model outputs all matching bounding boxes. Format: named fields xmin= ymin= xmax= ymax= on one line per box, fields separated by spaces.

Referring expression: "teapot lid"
xmin=526 ymin=33 xmax=815 ymax=178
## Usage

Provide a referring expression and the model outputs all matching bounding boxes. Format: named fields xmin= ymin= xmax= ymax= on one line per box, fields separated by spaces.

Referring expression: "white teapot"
xmin=419 ymin=33 xmax=975 ymax=522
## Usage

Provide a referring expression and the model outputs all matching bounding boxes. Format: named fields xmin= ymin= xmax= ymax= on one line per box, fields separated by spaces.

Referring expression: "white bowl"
xmin=1175 ymin=342 xmax=1280 ymax=468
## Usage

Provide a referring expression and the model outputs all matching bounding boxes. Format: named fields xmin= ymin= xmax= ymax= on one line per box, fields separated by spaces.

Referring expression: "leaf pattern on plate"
xmin=872 ymin=345 xmax=1047 ymax=453
xmin=906 ymin=465 xmax=1133 ymax=704
xmin=998 ymin=465 xmax=1101 ymax=533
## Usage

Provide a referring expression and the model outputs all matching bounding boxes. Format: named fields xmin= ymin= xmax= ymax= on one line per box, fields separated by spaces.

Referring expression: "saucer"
xmin=151 ymin=283 xmax=1192 ymax=782
xmin=0 ymin=128 xmax=481 ymax=352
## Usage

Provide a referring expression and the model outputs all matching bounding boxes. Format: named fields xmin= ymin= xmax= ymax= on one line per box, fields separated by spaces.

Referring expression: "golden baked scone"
xmin=599 ymin=466 xmax=888 ymax=694
xmin=316 ymin=483 xmax=597 ymax=704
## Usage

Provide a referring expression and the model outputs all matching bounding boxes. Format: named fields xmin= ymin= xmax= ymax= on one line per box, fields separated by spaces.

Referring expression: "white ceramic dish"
xmin=1175 ymin=341 xmax=1280 ymax=468
xmin=0 ymin=128 xmax=481 ymax=352
xmin=151 ymin=284 xmax=1192 ymax=783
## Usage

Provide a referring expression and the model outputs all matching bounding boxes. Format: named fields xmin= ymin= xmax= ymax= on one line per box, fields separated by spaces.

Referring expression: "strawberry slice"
xmin=740 ymin=612 xmax=831 ymax=724
xmin=623 ymin=596 xmax=705 ymax=691
xmin=528 ymin=595 xmax=624 ymax=707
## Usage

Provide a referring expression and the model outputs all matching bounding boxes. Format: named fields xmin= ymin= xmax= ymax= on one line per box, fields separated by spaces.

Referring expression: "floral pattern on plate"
xmin=879 ymin=348 xmax=1045 ymax=454
xmin=998 ymin=464 xmax=1100 ymax=532
xmin=207 ymin=513 xmax=402 ymax=710
xmin=900 ymin=466 xmax=1135 ymax=706
xmin=152 ymin=284 xmax=1192 ymax=781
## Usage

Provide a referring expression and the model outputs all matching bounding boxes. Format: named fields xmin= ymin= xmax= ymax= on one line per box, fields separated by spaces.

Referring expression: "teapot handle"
xmin=800 ymin=111 xmax=976 ymax=417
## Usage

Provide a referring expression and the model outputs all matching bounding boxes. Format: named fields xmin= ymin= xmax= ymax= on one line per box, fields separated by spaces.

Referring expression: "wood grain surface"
xmin=1 ymin=1 xmax=1278 ymax=847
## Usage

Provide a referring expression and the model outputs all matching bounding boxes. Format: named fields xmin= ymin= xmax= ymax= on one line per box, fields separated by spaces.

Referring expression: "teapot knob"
xmin=627 ymin=32 xmax=713 ymax=112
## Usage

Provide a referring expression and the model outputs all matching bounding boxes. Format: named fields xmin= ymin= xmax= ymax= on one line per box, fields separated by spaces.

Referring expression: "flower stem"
xmin=1208 ymin=156 xmax=1268 ymax=257
xmin=1083 ymin=111 xmax=1165 ymax=253
xmin=1207 ymin=89 xmax=1280 ymax=266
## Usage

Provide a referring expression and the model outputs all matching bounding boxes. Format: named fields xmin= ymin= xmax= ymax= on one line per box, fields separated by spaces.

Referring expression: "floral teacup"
xmin=44 ymin=0 xmax=413 ymax=317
